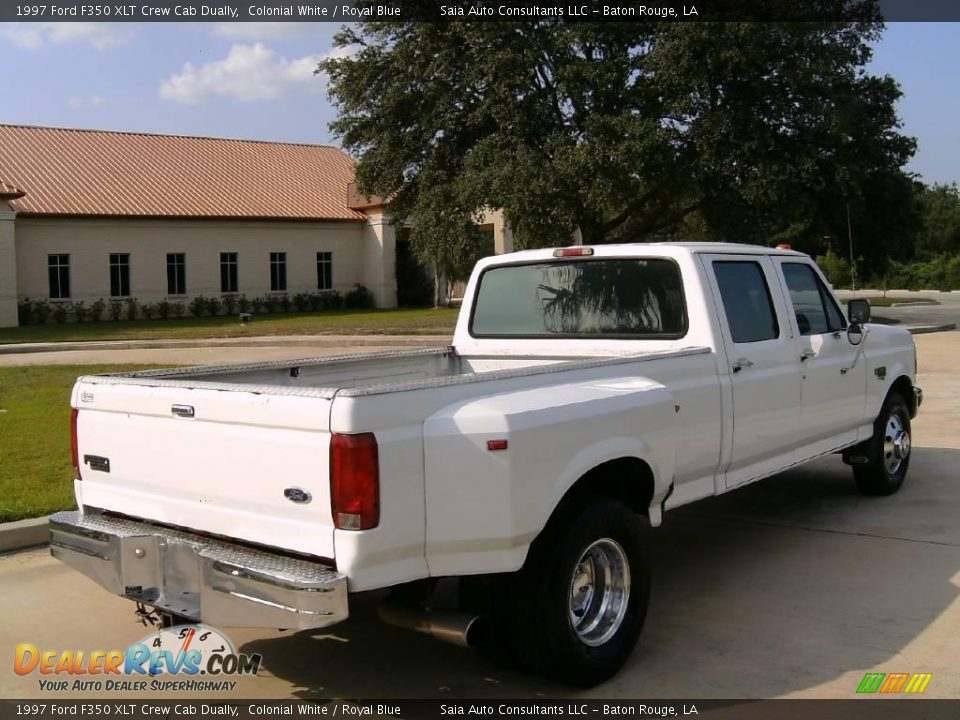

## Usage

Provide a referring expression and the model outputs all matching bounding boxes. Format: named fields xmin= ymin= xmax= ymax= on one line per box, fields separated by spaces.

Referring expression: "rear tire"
xmin=499 ymin=498 xmax=650 ymax=687
xmin=854 ymin=392 xmax=912 ymax=496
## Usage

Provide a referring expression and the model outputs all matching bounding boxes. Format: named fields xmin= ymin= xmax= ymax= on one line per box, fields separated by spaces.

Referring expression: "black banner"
xmin=4 ymin=1 xmax=960 ymax=23
xmin=1 ymin=700 xmax=959 ymax=720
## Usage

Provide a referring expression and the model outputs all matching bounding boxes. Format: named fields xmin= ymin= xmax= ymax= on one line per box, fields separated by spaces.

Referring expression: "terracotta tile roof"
xmin=0 ymin=124 xmax=365 ymax=221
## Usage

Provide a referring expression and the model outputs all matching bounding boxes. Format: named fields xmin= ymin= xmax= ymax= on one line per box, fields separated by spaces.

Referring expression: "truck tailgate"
xmin=72 ymin=379 xmax=335 ymax=559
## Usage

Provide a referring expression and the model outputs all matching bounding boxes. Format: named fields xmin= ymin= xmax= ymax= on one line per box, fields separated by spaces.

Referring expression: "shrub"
xmin=188 ymin=295 xmax=207 ymax=318
xmin=89 ymin=299 xmax=106 ymax=323
xmin=33 ymin=300 xmax=51 ymax=325
xmin=140 ymin=302 xmax=156 ymax=320
xmin=318 ymin=290 xmax=343 ymax=311
xmin=17 ymin=299 xmax=32 ymax=325
xmin=237 ymin=294 xmax=250 ymax=313
xmin=109 ymin=300 xmax=124 ymax=322
xmin=170 ymin=302 xmax=185 ymax=318
xmin=877 ymin=257 xmax=960 ymax=291
xmin=156 ymin=300 xmax=171 ymax=320
xmin=279 ymin=294 xmax=292 ymax=313
xmin=263 ymin=295 xmax=279 ymax=314
xmin=222 ymin=294 xmax=238 ymax=316
xmin=250 ymin=296 xmax=264 ymax=313
xmin=345 ymin=284 xmax=375 ymax=309
xmin=125 ymin=298 xmax=139 ymax=321
xmin=947 ymin=256 xmax=960 ymax=290
xmin=815 ymin=251 xmax=853 ymax=289
xmin=73 ymin=301 xmax=87 ymax=323
xmin=206 ymin=296 xmax=221 ymax=317
xmin=293 ymin=292 xmax=311 ymax=312
xmin=52 ymin=302 xmax=70 ymax=324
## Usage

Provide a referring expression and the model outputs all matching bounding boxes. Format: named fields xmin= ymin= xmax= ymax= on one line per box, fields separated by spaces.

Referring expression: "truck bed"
xmin=78 ymin=345 xmax=705 ymax=398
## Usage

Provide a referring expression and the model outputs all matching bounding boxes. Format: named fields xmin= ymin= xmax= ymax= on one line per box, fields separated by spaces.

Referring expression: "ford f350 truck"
xmin=51 ymin=243 xmax=921 ymax=685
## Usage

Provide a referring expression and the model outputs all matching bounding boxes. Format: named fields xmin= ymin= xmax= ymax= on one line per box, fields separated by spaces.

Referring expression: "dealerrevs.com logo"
xmin=14 ymin=624 xmax=262 ymax=692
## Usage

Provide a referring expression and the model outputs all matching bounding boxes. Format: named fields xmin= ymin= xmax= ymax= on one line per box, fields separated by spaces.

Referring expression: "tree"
xmin=915 ymin=183 xmax=960 ymax=259
xmin=321 ymin=6 xmax=916 ymax=271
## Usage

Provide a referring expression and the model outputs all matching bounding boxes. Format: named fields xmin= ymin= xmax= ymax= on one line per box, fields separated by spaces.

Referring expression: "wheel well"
xmin=889 ymin=375 xmax=916 ymax=416
xmin=553 ymin=457 xmax=655 ymax=520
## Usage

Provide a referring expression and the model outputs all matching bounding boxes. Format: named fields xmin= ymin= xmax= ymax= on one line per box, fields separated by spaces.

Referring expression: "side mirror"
xmin=847 ymin=298 xmax=871 ymax=324
xmin=847 ymin=322 xmax=864 ymax=346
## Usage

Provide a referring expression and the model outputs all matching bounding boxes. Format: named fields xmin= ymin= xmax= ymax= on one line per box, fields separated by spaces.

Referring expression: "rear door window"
xmin=712 ymin=261 xmax=780 ymax=343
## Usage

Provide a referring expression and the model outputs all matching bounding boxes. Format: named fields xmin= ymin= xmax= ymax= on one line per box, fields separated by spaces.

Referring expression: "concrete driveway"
xmin=0 ymin=333 xmax=957 ymax=700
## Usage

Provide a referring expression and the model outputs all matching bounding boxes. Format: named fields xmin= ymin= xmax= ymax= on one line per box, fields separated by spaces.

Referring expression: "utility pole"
xmin=847 ymin=203 xmax=856 ymax=294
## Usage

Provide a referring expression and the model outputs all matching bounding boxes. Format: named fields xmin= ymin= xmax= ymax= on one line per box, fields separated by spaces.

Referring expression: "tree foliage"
xmin=321 ymin=7 xmax=916 ymax=274
xmin=915 ymin=183 xmax=960 ymax=259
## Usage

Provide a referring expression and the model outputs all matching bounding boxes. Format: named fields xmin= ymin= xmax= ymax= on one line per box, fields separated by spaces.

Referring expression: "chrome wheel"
xmin=568 ymin=538 xmax=631 ymax=647
xmin=883 ymin=413 xmax=910 ymax=475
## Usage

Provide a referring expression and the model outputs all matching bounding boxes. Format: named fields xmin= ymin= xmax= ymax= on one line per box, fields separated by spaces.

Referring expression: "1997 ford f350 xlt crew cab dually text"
xmin=51 ymin=243 xmax=921 ymax=685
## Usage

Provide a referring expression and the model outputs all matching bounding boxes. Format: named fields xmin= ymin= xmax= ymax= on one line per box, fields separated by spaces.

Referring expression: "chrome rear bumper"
xmin=49 ymin=510 xmax=348 ymax=630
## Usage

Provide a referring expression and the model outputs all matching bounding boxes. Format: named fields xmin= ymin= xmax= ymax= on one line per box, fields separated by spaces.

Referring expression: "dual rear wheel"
xmin=478 ymin=499 xmax=650 ymax=687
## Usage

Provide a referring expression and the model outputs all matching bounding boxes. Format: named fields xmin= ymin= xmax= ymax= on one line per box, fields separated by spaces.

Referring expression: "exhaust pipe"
xmin=379 ymin=599 xmax=487 ymax=648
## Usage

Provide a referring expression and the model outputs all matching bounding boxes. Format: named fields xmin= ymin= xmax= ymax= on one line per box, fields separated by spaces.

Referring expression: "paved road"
xmin=1 ymin=334 xmax=958 ymax=701
xmin=836 ymin=289 xmax=960 ymax=330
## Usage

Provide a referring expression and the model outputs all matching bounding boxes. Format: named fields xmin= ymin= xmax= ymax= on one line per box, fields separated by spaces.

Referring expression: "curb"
xmin=0 ymin=517 xmax=48 ymax=553
xmin=0 ymin=334 xmax=451 ymax=356
xmin=908 ymin=323 xmax=957 ymax=335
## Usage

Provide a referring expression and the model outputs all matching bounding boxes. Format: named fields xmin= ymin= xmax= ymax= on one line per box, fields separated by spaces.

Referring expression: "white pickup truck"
xmin=51 ymin=242 xmax=921 ymax=686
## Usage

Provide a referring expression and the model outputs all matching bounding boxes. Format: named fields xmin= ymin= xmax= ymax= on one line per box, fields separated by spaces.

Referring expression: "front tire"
xmin=502 ymin=498 xmax=650 ymax=687
xmin=854 ymin=392 xmax=912 ymax=496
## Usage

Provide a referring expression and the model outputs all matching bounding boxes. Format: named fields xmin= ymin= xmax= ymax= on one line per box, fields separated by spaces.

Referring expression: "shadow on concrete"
xmin=240 ymin=447 xmax=959 ymax=699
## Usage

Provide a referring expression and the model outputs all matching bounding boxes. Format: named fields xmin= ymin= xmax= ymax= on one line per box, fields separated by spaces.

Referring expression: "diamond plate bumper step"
xmin=49 ymin=510 xmax=348 ymax=630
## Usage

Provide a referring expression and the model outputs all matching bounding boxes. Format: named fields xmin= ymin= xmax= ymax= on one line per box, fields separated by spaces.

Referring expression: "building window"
xmin=48 ymin=254 xmax=70 ymax=299
xmin=109 ymin=253 xmax=131 ymax=297
xmin=317 ymin=252 xmax=333 ymax=290
xmin=167 ymin=253 xmax=186 ymax=295
xmin=270 ymin=252 xmax=287 ymax=292
xmin=220 ymin=252 xmax=238 ymax=293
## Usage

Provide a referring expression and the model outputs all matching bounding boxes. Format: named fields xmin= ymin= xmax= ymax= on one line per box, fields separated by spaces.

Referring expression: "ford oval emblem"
xmin=283 ymin=487 xmax=312 ymax=504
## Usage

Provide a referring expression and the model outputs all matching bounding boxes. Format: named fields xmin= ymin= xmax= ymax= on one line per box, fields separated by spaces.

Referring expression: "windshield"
xmin=470 ymin=258 xmax=687 ymax=338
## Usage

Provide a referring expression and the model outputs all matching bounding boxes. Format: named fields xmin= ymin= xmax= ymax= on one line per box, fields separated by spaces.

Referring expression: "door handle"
xmin=800 ymin=350 xmax=816 ymax=362
xmin=732 ymin=358 xmax=755 ymax=373
xmin=171 ymin=404 xmax=195 ymax=418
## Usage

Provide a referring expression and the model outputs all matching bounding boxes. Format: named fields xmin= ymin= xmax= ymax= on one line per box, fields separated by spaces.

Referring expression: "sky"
xmin=2 ymin=21 xmax=959 ymax=184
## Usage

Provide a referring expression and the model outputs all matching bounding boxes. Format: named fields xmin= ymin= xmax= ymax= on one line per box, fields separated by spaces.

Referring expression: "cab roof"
xmin=496 ymin=241 xmax=807 ymax=262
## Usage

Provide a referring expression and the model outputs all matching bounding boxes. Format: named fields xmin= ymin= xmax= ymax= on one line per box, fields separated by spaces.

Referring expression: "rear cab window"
xmin=470 ymin=258 xmax=687 ymax=338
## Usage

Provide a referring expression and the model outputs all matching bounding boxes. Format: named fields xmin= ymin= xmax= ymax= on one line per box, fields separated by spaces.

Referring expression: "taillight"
xmin=330 ymin=433 xmax=379 ymax=530
xmin=71 ymin=408 xmax=82 ymax=480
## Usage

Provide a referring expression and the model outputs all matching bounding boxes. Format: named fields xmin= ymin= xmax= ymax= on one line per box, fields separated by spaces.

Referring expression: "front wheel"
xmin=502 ymin=499 xmax=650 ymax=686
xmin=854 ymin=392 xmax=912 ymax=496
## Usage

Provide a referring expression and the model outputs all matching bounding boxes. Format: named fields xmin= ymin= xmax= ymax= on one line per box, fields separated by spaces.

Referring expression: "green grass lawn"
xmin=0 ymin=365 xmax=163 ymax=522
xmin=0 ymin=307 xmax=460 ymax=345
